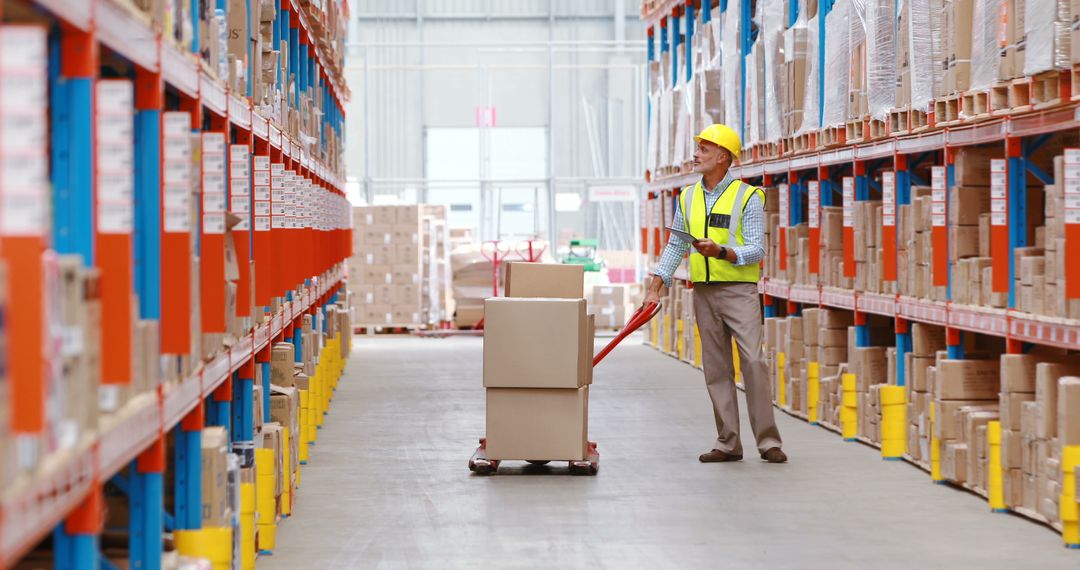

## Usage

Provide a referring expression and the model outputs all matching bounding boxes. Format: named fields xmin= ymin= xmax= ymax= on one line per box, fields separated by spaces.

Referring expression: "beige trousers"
xmin=692 ymin=282 xmax=782 ymax=455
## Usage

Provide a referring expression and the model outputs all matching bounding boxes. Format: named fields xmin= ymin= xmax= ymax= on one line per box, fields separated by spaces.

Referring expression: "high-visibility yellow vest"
xmin=680 ymin=179 xmax=764 ymax=284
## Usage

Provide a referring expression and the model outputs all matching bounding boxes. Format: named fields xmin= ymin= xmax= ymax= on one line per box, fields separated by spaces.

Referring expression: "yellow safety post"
xmin=732 ymin=338 xmax=742 ymax=385
xmin=930 ymin=403 xmax=943 ymax=482
xmin=676 ymin=319 xmax=684 ymax=360
xmin=255 ymin=448 xmax=278 ymax=553
xmin=1061 ymin=446 xmax=1080 ymax=548
xmin=651 ymin=313 xmax=659 ymax=347
xmin=175 ymin=527 xmax=233 ymax=570
xmin=239 ymin=482 xmax=256 ymax=570
xmin=693 ymin=325 xmax=702 ymax=369
xmin=807 ymin=361 xmax=820 ymax=424
xmin=987 ymin=421 xmax=1006 ymax=512
xmin=841 ymin=373 xmax=858 ymax=441
xmin=280 ymin=428 xmax=293 ymax=516
xmin=663 ymin=314 xmax=671 ymax=355
xmin=298 ymin=389 xmax=310 ymax=464
xmin=879 ymin=385 xmax=906 ymax=459
xmin=776 ymin=352 xmax=786 ymax=407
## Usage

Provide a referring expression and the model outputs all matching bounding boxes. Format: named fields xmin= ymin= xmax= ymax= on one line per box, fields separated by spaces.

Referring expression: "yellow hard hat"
xmin=694 ymin=124 xmax=741 ymax=160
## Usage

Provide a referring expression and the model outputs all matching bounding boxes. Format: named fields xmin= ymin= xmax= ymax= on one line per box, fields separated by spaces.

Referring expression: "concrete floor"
xmin=263 ymin=335 xmax=1078 ymax=569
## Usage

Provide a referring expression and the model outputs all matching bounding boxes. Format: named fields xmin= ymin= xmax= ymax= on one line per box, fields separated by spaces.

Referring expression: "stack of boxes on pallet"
xmin=588 ymin=284 xmax=643 ymax=330
xmin=350 ymin=205 xmax=452 ymax=328
xmin=484 ymin=264 xmax=595 ymax=461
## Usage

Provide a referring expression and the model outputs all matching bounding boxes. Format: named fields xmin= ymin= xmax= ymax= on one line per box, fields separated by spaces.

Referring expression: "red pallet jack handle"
xmin=592 ymin=301 xmax=661 ymax=367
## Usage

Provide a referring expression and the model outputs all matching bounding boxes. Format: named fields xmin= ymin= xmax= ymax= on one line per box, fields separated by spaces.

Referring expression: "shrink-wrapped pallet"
xmin=1024 ymin=0 xmax=1072 ymax=75
xmin=866 ymin=0 xmax=897 ymax=121
xmin=823 ymin=0 xmax=851 ymax=129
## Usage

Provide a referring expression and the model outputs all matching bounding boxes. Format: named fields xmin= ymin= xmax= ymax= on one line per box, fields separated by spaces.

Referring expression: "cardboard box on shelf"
xmin=483 ymin=298 xmax=591 ymax=389
xmin=1058 ymin=377 xmax=1080 ymax=445
xmin=201 ymin=426 xmax=231 ymax=526
xmin=485 ymin=386 xmax=589 ymax=461
xmin=936 ymin=359 xmax=1001 ymax=400
xmin=270 ymin=342 xmax=294 ymax=387
xmin=933 ymin=401 xmax=999 ymax=440
xmin=1000 ymin=391 xmax=1035 ymax=431
xmin=1036 ymin=362 xmax=1080 ymax=438
xmin=852 ymin=347 xmax=888 ymax=391
xmin=949 ymin=186 xmax=992 ymax=226
xmin=912 ymin=324 xmax=946 ymax=357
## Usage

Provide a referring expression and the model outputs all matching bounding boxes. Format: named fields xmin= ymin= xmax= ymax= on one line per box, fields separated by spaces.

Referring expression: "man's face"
xmin=692 ymin=140 xmax=731 ymax=174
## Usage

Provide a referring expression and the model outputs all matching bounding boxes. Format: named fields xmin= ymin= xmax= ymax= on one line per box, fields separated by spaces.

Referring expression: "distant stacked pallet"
xmin=349 ymin=205 xmax=453 ymax=329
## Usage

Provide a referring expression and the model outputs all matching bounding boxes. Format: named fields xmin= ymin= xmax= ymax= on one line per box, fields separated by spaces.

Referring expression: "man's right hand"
xmin=642 ymin=275 xmax=665 ymax=308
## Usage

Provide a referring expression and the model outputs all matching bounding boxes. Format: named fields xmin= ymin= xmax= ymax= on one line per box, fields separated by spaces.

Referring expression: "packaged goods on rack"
xmin=969 ymin=0 xmax=1004 ymax=96
xmin=902 ymin=0 xmax=938 ymax=117
xmin=589 ymin=284 xmax=644 ymax=329
xmin=823 ymin=0 xmax=852 ymax=130
xmin=1024 ymin=0 xmax=1073 ymax=75
xmin=722 ymin=0 xmax=741 ymax=134
xmin=865 ymin=0 xmax=896 ymax=122
xmin=421 ymin=206 xmax=453 ymax=326
xmin=761 ymin=0 xmax=785 ymax=143
xmin=847 ymin=0 xmax=868 ymax=121
xmin=799 ymin=16 xmax=822 ymax=135
xmin=939 ymin=0 xmax=975 ymax=96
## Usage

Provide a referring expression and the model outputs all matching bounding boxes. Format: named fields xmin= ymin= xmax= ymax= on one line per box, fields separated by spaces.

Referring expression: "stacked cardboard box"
xmin=819 ymin=206 xmax=848 ymax=288
xmin=421 ymin=205 xmax=453 ymax=325
xmin=484 ymin=264 xmax=594 ymax=461
xmin=590 ymin=284 xmax=643 ymax=330
xmin=933 ymin=356 xmax=1000 ymax=487
xmin=202 ymin=426 xmax=235 ymax=528
xmin=906 ymin=324 xmax=946 ymax=463
xmin=349 ymin=205 xmax=429 ymax=327
xmin=853 ymin=200 xmax=883 ymax=294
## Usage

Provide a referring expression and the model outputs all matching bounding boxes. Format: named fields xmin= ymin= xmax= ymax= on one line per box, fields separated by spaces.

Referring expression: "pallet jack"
xmin=468 ymin=301 xmax=662 ymax=476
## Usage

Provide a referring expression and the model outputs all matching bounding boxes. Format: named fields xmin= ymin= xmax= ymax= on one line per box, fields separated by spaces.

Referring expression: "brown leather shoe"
xmin=699 ymin=449 xmax=743 ymax=463
xmin=761 ymin=447 xmax=788 ymax=463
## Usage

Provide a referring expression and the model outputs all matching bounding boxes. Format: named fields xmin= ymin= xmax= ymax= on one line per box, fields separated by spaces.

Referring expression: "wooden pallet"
xmin=910 ymin=108 xmax=930 ymax=132
xmin=933 ymin=93 xmax=963 ymax=125
xmin=868 ymin=117 xmax=888 ymax=140
xmin=1008 ymin=77 xmax=1035 ymax=113
xmin=1030 ymin=69 xmax=1070 ymax=108
xmin=845 ymin=118 xmax=866 ymax=144
xmin=749 ymin=141 xmax=781 ymax=161
xmin=888 ymin=107 xmax=910 ymax=135
xmin=819 ymin=124 xmax=847 ymax=148
xmin=960 ymin=89 xmax=989 ymax=120
xmin=990 ymin=82 xmax=1011 ymax=115
xmin=792 ymin=131 xmax=816 ymax=153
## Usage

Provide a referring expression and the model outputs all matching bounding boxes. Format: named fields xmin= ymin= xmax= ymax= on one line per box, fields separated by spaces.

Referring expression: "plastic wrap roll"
xmin=722 ymin=1 xmax=741 ymax=134
xmin=762 ymin=0 xmax=786 ymax=141
xmin=1024 ymin=0 xmax=1072 ymax=75
xmin=823 ymin=0 xmax=852 ymax=128
xmin=970 ymin=0 xmax=1003 ymax=91
xmin=798 ymin=15 xmax=821 ymax=134
xmin=865 ymin=0 xmax=896 ymax=120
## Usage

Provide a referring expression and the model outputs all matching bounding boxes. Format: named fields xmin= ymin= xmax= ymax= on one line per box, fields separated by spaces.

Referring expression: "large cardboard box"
xmin=853 ymin=347 xmax=888 ymax=390
xmin=949 ymin=186 xmax=992 ymax=226
xmin=1059 ymin=377 xmax=1080 ymax=445
xmin=1000 ymin=391 xmax=1035 ymax=431
xmin=201 ymin=427 xmax=230 ymax=526
xmin=1001 ymin=354 xmax=1041 ymax=393
xmin=936 ymin=359 xmax=1001 ymax=400
xmin=485 ymin=387 xmax=589 ymax=461
xmin=1037 ymin=362 xmax=1080 ymax=438
xmin=483 ymin=298 xmax=591 ymax=389
xmin=912 ymin=324 xmax=946 ymax=357
xmin=504 ymin=262 xmax=585 ymax=299
xmin=270 ymin=342 xmax=294 ymax=387
xmin=934 ymin=401 xmax=999 ymax=440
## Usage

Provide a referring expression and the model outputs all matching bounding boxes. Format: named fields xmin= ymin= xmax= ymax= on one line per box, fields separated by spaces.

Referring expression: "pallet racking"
xmin=0 ymin=0 xmax=352 ymax=567
xmin=642 ymin=0 xmax=1080 ymax=546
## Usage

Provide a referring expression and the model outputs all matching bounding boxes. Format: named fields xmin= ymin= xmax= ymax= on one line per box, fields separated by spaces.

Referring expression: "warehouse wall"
xmin=345 ymin=0 xmax=645 ymax=243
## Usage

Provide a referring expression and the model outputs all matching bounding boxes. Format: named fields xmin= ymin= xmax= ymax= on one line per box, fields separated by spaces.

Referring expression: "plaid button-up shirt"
xmin=651 ymin=173 xmax=766 ymax=287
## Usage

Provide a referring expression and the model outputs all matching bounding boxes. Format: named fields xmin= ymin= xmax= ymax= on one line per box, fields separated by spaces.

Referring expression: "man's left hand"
xmin=692 ymin=239 xmax=724 ymax=260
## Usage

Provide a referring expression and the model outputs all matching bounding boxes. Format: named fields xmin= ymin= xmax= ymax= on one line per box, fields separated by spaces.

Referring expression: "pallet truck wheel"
xmin=468 ymin=459 xmax=476 ymax=471
xmin=526 ymin=460 xmax=550 ymax=465
xmin=473 ymin=461 xmax=496 ymax=475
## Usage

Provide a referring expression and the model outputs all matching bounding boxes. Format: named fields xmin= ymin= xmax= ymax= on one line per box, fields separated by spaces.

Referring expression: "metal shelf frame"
xmin=0 ymin=0 xmax=352 ymax=567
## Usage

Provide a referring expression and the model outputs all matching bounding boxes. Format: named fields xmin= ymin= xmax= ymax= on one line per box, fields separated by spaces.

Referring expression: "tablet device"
xmin=665 ymin=226 xmax=697 ymax=243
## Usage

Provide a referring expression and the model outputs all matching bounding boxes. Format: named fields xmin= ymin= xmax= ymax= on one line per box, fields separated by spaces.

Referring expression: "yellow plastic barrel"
xmin=175 ymin=527 xmax=233 ymax=570
xmin=807 ymin=362 xmax=820 ymax=423
xmin=776 ymin=352 xmax=787 ymax=407
xmin=841 ymin=373 xmax=857 ymax=440
xmin=255 ymin=448 xmax=278 ymax=552
xmin=1061 ymin=446 xmax=1080 ymax=546
xmin=239 ymin=482 xmax=256 ymax=570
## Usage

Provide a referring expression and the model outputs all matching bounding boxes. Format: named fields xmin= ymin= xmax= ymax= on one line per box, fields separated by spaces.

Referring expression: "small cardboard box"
xmin=933 ymin=400 xmax=998 ymax=440
xmin=483 ymin=298 xmax=590 ymax=389
xmin=505 ymin=262 xmax=585 ymax=299
xmin=485 ymin=387 xmax=589 ymax=461
xmin=1001 ymin=354 xmax=1039 ymax=393
xmin=1036 ymin=362 xmax=1080 ymax=438
xmin=1058 ymin=377 xmax=1080 ymax=445
xmin=999 ymin=391 xmax=1034 ymax=431
xmin=912 ymin=323 xmax=946 ymax=357
xmin=201 ymin=427 xmax=231 ymax=526
xmin=852 ymin=347 xmax=888 ymax=391
xmin=912 ymin=357 xmax=934 ymax=392
xmin=936 ymin=359 xmax=1001 ymax=400
xmin=949 ymin=186 xmax=992 ymax=226
xmin=270 ymin=342 xmax=294 ymax=387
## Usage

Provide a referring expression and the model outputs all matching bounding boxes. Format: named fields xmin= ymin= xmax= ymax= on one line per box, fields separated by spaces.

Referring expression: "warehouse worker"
xmin=642 ymin=124 xmax=786 ymax=464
